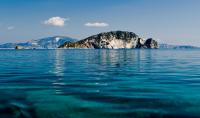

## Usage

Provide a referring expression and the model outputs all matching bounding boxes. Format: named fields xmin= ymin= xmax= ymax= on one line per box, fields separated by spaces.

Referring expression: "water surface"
xmin=0 ymin=49 xmax=200 ymax=118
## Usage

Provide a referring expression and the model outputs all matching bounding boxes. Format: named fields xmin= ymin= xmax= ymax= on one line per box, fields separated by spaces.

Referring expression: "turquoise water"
xmin=0 ymin=49 xmax=200 ymax=118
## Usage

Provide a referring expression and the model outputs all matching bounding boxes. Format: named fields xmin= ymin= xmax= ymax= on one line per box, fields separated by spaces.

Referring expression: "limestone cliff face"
xmin=59 ymin=31 xmax=158 ymax=49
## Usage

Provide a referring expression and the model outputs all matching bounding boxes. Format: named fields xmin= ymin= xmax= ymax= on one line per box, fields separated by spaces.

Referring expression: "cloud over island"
xmin=44 ymin=17 xmax=69 ymax=27
xmin=85 ymin=22 xmax=109 ymax=27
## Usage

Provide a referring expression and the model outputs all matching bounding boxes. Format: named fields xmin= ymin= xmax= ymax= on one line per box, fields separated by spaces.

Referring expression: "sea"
xmin=0 ymin=49 xmax=200 ymax=118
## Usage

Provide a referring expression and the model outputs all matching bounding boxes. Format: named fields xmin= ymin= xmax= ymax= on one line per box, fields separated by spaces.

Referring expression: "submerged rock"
xmin=59 ymin=31 xmax=159 ymax=49
xmin=0 ymin=102 xmax=34 ymax=118
xmin=0 ymin=91 xmax=37 ymax=118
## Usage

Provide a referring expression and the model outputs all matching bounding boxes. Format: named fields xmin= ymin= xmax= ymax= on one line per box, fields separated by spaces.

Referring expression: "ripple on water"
xmin=0 ymin=49 xmax=200 ymax=118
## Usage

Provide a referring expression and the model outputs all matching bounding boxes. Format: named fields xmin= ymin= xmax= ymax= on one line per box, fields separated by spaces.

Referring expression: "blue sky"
xmin=0 ymin=0 xmax=200 ymax=46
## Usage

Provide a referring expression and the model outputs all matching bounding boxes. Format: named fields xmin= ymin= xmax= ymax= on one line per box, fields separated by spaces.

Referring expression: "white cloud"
xmin=44 ymin=17 xmax=69 ymax=27
xmin=85 ymin=22 xmax=109 ymax=27
xmin=7 ymin=26 xmax=15 ymax=30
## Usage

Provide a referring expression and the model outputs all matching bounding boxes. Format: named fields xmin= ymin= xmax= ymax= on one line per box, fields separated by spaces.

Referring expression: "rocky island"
xmin=59 ymin=31 xmax=158 ymax=49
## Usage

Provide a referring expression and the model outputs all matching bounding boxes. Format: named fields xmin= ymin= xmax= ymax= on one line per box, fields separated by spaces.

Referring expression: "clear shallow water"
xmin=0 ymin=49 xmax=200 ymax=118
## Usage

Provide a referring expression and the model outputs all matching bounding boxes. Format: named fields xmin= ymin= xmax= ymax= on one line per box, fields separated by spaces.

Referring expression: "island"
xmin=59 ymin=31 xmax=158 ymax=49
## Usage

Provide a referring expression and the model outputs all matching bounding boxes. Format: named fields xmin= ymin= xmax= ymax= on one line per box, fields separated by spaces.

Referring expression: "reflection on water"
xmin=0 ymin=49 xmax=200 ymax=118
xmin=51 ymin=50 xmax=65 ymax=94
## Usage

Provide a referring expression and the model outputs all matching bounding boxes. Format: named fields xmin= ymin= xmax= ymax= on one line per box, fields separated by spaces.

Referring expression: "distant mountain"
xmin=59 ymin=31 xmax=158 ymax=49
xmin=0 ymin=36 xmax=77 ymax=49
xmin=159 ymin=44 xmax=200 ymax=49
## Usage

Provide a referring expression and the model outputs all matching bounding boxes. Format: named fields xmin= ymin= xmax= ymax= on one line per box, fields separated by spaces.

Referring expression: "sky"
xmin=0 ymin=0 xmax=200 ymax=46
